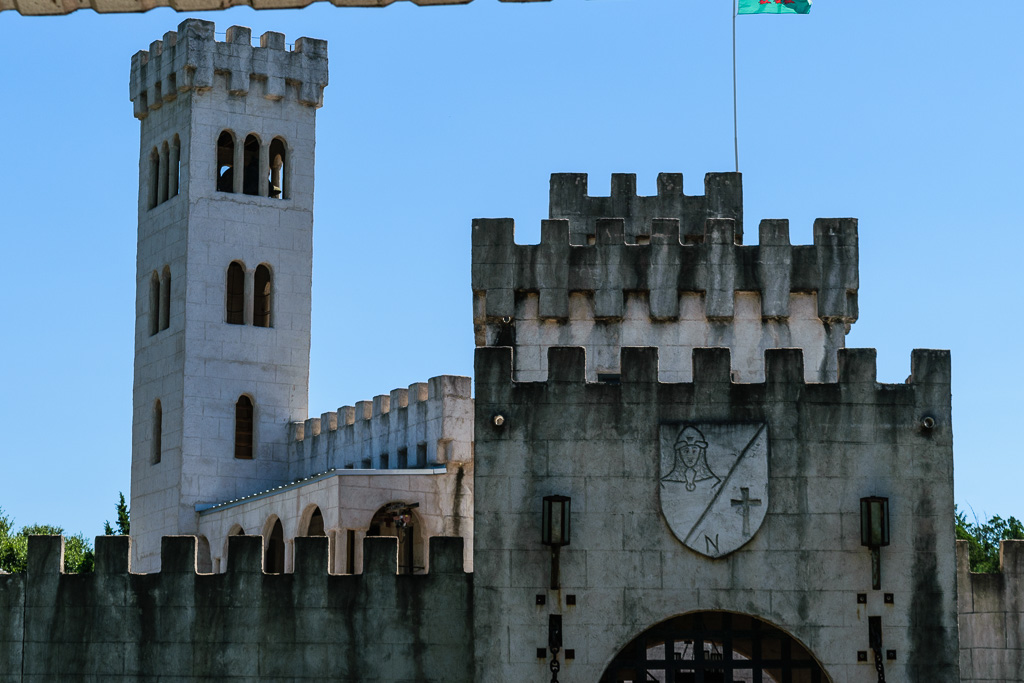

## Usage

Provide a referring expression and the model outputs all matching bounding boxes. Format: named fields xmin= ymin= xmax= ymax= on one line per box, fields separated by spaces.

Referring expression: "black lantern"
xmin=860 ymin=496 xmax=890 ymax=590
xmin=542 ymin=495 xmax=571 ymax=590
xmin=542 ymin=495 xmax=571 ymax=547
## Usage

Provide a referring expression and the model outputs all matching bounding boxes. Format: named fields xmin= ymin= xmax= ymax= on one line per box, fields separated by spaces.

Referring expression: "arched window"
xmin=268 ymin=137 xmax=286 ymax=199
xmin=304 ymin=506 xmax=325 ymax=537
xmin=159 ymin=140 xmax=170 ymax=205
xmin=149 ymin=271 xmax=160 ymax=336
xmin=148 ymin=148 xmax=159 ymax=209
xmin=265 ymin=517 xmax=285 ymax=573
xmin=217 ymin=131 xmax=235 ymax=193
xmin=226 ymin=261 xmax=245 ymax=325
xmin=159 ymin=266 xmax=171 ymax=332
xmin=242 ymin=134 xmax=260 ymax=196
xmin=152 ymin=399 xmax=162 ymax=464
xmin=369 ymin=503 xmax=422 ymax=575
xmin=169 ymin=134 xmax=180 ymax=199
xmin=253 ymin=264 xmax=272 ymax=328
xmin=234 ymin=395 xmax=254 ymax=459
xmin=196 ymin=535 xmax=212 ymax=573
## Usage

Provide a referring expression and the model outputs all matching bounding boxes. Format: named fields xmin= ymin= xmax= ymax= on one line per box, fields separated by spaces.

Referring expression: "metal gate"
xmin=600 ymin=611 xmax=827 ymax=683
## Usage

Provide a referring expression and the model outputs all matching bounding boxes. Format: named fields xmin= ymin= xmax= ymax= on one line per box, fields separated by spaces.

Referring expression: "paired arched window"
xmin=226 ymin=262 xmax=245 ymax=325
xmin=268 ymin=137 xmax=287 ymax=199
xmin=217 ymin=131 xmax=235 ymax=192
xmin=152 ymin=399 xmax=162 ymax=465
xmin=215 ymin=130 xmax=289 ymax=199
xmin=147 ymin=135 xmax=180 ymax=210
xmin=234 ymin=395 xmax=254 ymax=460
xmin=253 ymin=265 xmax=272 ymax=328
xmin=225 ymin=262 xmax=273 ymax=327
xmin=148 ymin=266 xmax=171 ymax=336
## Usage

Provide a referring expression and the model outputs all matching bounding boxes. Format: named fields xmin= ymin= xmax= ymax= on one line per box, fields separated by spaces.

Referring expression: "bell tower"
xmin=128 ymin=19 xmax=328 ymax=572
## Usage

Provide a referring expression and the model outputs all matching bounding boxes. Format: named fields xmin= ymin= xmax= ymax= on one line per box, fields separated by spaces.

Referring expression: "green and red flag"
xmin=738 ymin=0 xmax=812 ymax=14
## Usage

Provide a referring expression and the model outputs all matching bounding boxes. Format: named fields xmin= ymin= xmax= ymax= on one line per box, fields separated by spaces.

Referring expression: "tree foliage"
xmin=0 ymin=512 xmax=94 ymax=574
xmin=956 ymin=506 xmax=1024 ymax=573
xmin=103 ymin=492 xmax=130 ymax=536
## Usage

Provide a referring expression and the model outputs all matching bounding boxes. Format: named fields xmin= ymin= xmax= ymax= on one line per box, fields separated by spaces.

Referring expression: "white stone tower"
xmin=128 ymin=19 xmax=328 ymax=572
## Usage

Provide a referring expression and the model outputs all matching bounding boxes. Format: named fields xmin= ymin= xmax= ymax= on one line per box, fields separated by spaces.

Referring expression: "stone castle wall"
xmin=472 ymin=344 xmax=959 ymax=681
xmin=0 ymin=535 xmax=473 ymax=682
xmin=958 ymin=539 xmax=1024 ymax=681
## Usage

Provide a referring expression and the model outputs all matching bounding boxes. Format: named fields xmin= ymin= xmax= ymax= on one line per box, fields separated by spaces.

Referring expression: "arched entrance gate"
xmin=600 ymin=612 xmax=828 ymax=683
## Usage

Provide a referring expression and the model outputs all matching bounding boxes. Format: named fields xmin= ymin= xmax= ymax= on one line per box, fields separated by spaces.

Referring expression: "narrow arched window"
xmin=305 ymin=507 xmax=325 ymax=537
xmin=159 ymin=266 xmax=171 ymax=332
xmin=148 ymin=148 xmax=159 ymax=209
xmin=159 ymin=140 xmax=170 ymax=205
xmin=268 ymin=137 xmax=286 ymax=199
xmin=226 ymin=261 xmax=245 ymax=325
xmin=242 ymin=134 xmax=260 ymax=196
xmin=265 ymin=518 xmax=285 ymax=573
xmin=152 ymin=399 xmax=162 ymax=464
xmin=235 ymin=395 xmax=254 ymax=459
xmin=169 ymin=134 xmax=180 ymax=199
xmin=217 ymin=131 xmax=235 ymax=193
xmin=149 ymin=271 xmax=160 ymax=336
xmin=253 ymin=264 xmax=272 ymax=328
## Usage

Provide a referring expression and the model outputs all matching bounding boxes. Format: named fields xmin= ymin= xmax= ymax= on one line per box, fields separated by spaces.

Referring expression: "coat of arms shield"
xmin=659 ymin=423 xmax=769 ymax=558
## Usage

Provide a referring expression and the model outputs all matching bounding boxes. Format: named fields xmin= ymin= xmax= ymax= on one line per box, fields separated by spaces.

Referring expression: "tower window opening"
xmin=242 ymin=134 xmax=260 ymax=196
xmin=217 ymin=131 xmax=235 ymax=193
xmin=159 ymin=266 xmax=171 ymax=332
xmin=169 ymin=134 xmax=180 ymax=198
xmin=253 ymin=264 xmax=272 ymax=328
xmin=235 ymin=395 xmax=254 ymax=459
xmin=152 ymin=399 xmax=162 ymax=464
xmin=148 ymin=148 xmax=159 ymax=209
xmin=268 ymin=137 xmax=286 ymax=199
xmin=149 ymin=271 xmax=160 ymax=336
xmin=226 ymin=261 xmax=245 ymax=325
xmin=159 ymin=141 xmax=170 ymax=205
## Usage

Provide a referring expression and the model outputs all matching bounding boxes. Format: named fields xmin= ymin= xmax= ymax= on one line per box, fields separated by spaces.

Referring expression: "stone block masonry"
xmin=0 ymin=535 xmax=473 ymax=682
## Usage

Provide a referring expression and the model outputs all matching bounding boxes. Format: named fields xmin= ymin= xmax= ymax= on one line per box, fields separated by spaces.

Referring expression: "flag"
xmin=738 ymin=0 xmax=811 ymax=14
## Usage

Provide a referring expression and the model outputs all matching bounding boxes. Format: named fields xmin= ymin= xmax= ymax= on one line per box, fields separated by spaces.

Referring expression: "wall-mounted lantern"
xmin=860 ymin=496 xmax=890 ymax=590
xmin=542 ymin=495 xmax=571 ymax=589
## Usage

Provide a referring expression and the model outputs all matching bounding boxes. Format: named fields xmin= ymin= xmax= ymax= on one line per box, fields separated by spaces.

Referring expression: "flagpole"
xmin=732 ymin=0 xmax=739 ymax=173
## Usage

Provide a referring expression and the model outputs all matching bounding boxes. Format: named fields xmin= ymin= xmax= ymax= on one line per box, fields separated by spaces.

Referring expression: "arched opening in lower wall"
xmin=263 ymin=517 xmax=285 ymax=574
xmin=600 ymin=611 xmax=829 ymax=683
xmin=367 ymin=502 xmax=423 ymax=575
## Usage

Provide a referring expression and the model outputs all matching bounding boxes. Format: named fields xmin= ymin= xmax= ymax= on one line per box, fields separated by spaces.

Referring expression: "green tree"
xmin=103 ymin=492 xmax=130 ymax=536
xmin=956 ymin=506 xmax=1024 ymax=573
xmin=0 ymin=508 xmax=94 ymax=573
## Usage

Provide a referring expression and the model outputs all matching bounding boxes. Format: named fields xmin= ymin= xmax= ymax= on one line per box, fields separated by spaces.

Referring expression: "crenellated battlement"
xmin=0 ymin=535 xmax=473 ymax=681
xmin=472 ymin=214 xmax=857 ymax=323
xmin=129 ymin=19 xmax=328 ymax=120
xmin=287 ymin=375 xmax=473 ymax=480
xmin=473 ymin=202 xmax=858 ymax=383
xmin=549 ymin=172 xmax=743 ymax=245
xmin=474 ymin=345 xmax=951 ymax=396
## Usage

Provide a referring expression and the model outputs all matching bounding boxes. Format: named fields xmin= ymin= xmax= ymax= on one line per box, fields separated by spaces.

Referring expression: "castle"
xmin=0 ymin=18 xmax=1021 ymax=682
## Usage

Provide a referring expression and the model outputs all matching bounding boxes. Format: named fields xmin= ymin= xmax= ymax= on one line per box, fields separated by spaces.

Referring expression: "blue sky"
xmin=0 ymin=0 xmax=1021 ymax=541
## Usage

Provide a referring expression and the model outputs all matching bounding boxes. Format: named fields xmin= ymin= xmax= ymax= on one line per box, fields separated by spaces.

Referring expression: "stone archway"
xmin=600 ymin=611 xmax=829 ymax=683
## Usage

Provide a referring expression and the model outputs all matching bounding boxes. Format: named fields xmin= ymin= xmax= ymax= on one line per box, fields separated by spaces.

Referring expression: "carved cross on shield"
xmin=659 ymin=423 xmax=769 ymax=558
